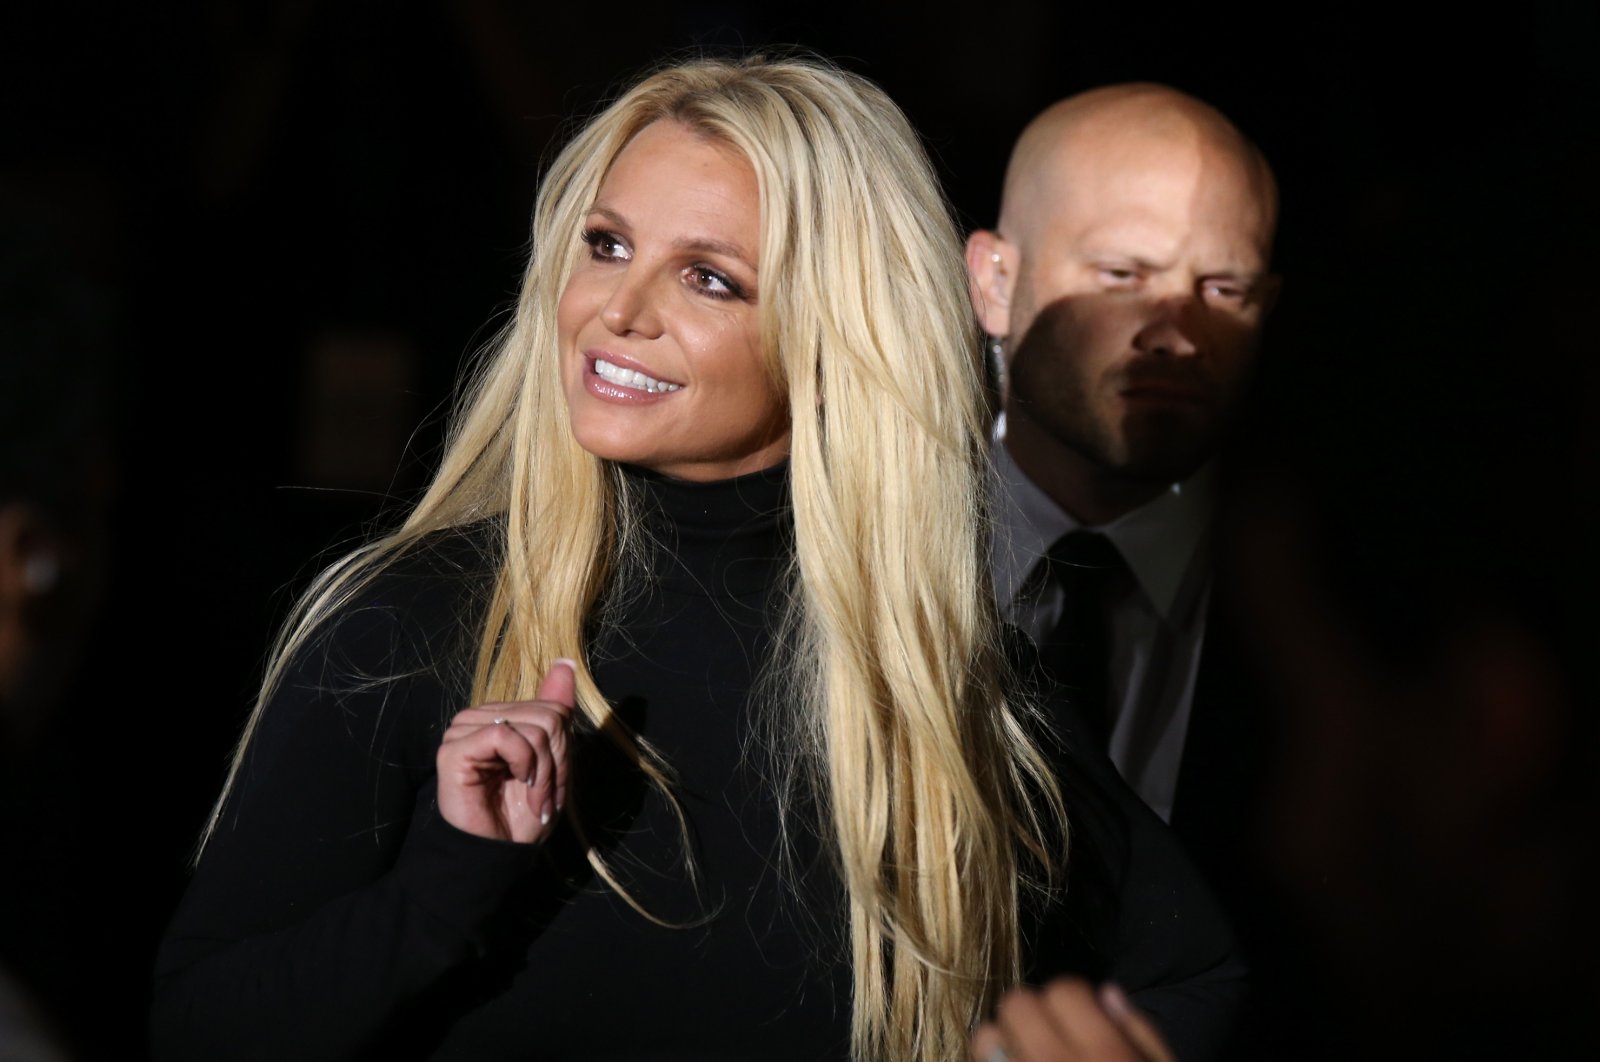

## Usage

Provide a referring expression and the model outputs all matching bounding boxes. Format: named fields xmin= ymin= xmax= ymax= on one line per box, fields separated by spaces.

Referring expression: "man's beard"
xmin=1006 ymin=310 xmax=1224 ymax=486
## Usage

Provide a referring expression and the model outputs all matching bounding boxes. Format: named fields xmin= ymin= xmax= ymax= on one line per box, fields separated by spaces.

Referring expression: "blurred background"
xmin=2 ymin=1 xmax=1595 ymax=1057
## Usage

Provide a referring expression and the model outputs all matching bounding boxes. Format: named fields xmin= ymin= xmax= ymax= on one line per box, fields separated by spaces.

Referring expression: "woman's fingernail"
xmin=553 ymin=657 xmax=578 ymax=672
xmin=1100 ymin=982 xmax=1130 ymax=1017
xmin=540 ymin=802 xmax=552 ymax=826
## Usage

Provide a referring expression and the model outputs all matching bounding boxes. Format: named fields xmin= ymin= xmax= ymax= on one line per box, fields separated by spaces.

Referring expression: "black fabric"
xmin=1035 ymin=530 xmax=1130 ymax=742
xmin=1174 ymin=587 xmax=1336 ymax=1059
xmin=1170 ymin=599 xmax=1259 ymax=907
xmin=153 ymin=464 xmax=1244 ymax=1061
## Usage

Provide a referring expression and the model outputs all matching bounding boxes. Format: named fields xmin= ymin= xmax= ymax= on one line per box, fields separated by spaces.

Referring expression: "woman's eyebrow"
xmin=585 ymin=203 xmax=630 ymax=229
xmin=672 ymin=235 xmax=756 ymax=269
xmin=586 ymin=203 xmax=755 ymax=270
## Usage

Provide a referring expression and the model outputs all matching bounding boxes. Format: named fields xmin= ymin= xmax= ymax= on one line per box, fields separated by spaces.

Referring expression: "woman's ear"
xmin=963 ymin=230 xmax=1018 ymax=339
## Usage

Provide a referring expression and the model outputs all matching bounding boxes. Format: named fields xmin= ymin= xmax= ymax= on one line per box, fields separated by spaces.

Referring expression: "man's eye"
xmin=1097 ymin=266 xmax=1140 ymax=286
xmin=580 ymin=229 xmax=629 ymax=261
xmin=1201 ymin=281 xmax=1249 ymax=305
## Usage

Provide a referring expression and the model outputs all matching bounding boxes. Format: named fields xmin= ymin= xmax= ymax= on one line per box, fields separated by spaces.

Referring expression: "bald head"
xmin=998 ymin=84 xmax=1277 ymax=263
xmin=967 ymin=84 xmax=1280 ymax=523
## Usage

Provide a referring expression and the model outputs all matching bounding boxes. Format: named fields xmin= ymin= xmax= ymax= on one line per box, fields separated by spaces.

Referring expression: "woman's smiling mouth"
xmin=586 ymin=353 xmax=683 ymax=397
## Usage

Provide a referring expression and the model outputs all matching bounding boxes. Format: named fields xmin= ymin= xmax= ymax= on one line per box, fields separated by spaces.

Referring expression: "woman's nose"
xmin=600 ymin=270 xmax=664 ymax=339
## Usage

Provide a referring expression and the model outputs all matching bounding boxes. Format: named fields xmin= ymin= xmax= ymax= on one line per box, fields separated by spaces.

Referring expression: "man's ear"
xmin=964 ymin=230 xmax=1019 ymax=338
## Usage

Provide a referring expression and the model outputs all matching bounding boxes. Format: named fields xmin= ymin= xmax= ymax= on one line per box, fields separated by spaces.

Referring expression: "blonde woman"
xmin=153 ymin=56 xmax=1242 ymax=1062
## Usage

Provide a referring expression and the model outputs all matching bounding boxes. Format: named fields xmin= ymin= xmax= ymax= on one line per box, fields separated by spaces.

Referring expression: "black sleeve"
xmin=152 ymin=546 xmax=537 ymax=1061
xmin=1091 ymin=745 xmax=1248 ymax=1061
xmin=1019 ymin=641 xmax=1248 ymax=1062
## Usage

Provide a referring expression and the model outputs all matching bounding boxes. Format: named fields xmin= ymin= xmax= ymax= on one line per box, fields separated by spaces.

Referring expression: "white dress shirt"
xmin=991 ymin=439 xmax=1216 ymax=822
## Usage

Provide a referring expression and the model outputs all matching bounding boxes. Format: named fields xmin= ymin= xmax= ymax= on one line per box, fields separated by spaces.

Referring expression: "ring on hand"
xmin=492 ymin=717 xmax=507 ymax=725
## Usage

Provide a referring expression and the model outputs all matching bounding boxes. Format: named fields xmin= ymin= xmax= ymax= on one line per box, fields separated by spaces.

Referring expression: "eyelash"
xmin=1202 ymin=282 xmax=1249 ymax=303
xmin=1095 ymin=263 xmax=1252 ymax=306
xmin=688 ymin=266 xmax=744 ymax=301
xmin=579 ymin=227 xmax=747 ymax=302
xmin=581 ymin=228 xmax=628 ymax=261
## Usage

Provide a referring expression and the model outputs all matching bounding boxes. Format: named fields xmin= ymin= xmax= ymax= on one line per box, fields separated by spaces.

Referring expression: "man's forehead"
xmin=1024 ymin=162 xmax=1258 ymax=244
xmin=1071 ymin=213 xmax=1270 ymax=275
xmin=1015 ymin=137 xmax=1273 ymax=264
xmin=1000 ymin=88 xmax=1277 ymax=260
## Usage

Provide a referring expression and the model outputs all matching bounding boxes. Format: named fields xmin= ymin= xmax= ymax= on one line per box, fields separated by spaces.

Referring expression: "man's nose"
xmin=600 ymin=270 xmax=664 ymax=339
xmin=1131 ymin=295 xmax=1202 ymax=358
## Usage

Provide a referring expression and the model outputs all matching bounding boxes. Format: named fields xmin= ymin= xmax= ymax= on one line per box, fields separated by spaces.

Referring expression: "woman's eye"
xmin=580 ymin=228 xmax=629 ymax=261
xmin=686 ymin=265 xmax=743 ymax=300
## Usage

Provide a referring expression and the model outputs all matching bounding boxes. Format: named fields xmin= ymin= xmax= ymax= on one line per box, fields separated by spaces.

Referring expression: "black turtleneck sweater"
xmin=153 ymin=465 xmax=1242 ymax=1061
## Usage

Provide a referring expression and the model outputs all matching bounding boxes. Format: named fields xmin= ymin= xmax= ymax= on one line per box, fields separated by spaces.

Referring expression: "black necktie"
xmin=1035 ymin=530 xmax=1129 ymax=741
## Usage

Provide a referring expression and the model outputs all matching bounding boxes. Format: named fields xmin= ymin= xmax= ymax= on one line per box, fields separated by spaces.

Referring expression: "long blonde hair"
xmin=209 ymin=55 xmax=1066 ymax=1062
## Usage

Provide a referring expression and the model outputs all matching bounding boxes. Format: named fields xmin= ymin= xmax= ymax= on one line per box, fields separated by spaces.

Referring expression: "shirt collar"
xmin=992 ymin=437 xmax=1216 ymax=621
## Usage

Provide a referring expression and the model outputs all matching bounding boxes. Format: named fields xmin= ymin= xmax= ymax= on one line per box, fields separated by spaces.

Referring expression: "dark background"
xmin=3 ymin=1 xmax=1595 ymax=1057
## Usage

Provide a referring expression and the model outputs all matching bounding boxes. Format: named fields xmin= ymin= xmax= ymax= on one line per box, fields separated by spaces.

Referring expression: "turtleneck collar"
xmin=618 ymin=461 xmax=792 ymax=597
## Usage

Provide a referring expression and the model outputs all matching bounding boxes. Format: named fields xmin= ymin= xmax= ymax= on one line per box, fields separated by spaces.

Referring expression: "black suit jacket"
xmin=1169 ymin=589 xmax=1263 ymax=909
xmin=1168 ymin=578 xmax=1350 ymax=1059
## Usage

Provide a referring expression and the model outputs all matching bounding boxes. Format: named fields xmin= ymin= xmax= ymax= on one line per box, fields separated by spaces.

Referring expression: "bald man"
xmin=967 ymin=86 xmax=1277 ymax=853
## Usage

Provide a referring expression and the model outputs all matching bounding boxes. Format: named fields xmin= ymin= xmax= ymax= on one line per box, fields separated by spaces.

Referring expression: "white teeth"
xmin=594 ymin=358 xmax=681 ymax=393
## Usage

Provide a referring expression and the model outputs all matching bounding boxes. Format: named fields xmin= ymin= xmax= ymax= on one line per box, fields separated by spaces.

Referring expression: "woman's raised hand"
xmin=970 ymin=979 xmax=1174 ymax=1062
xmin=436 ymin=659 xmax=576 ymax=844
